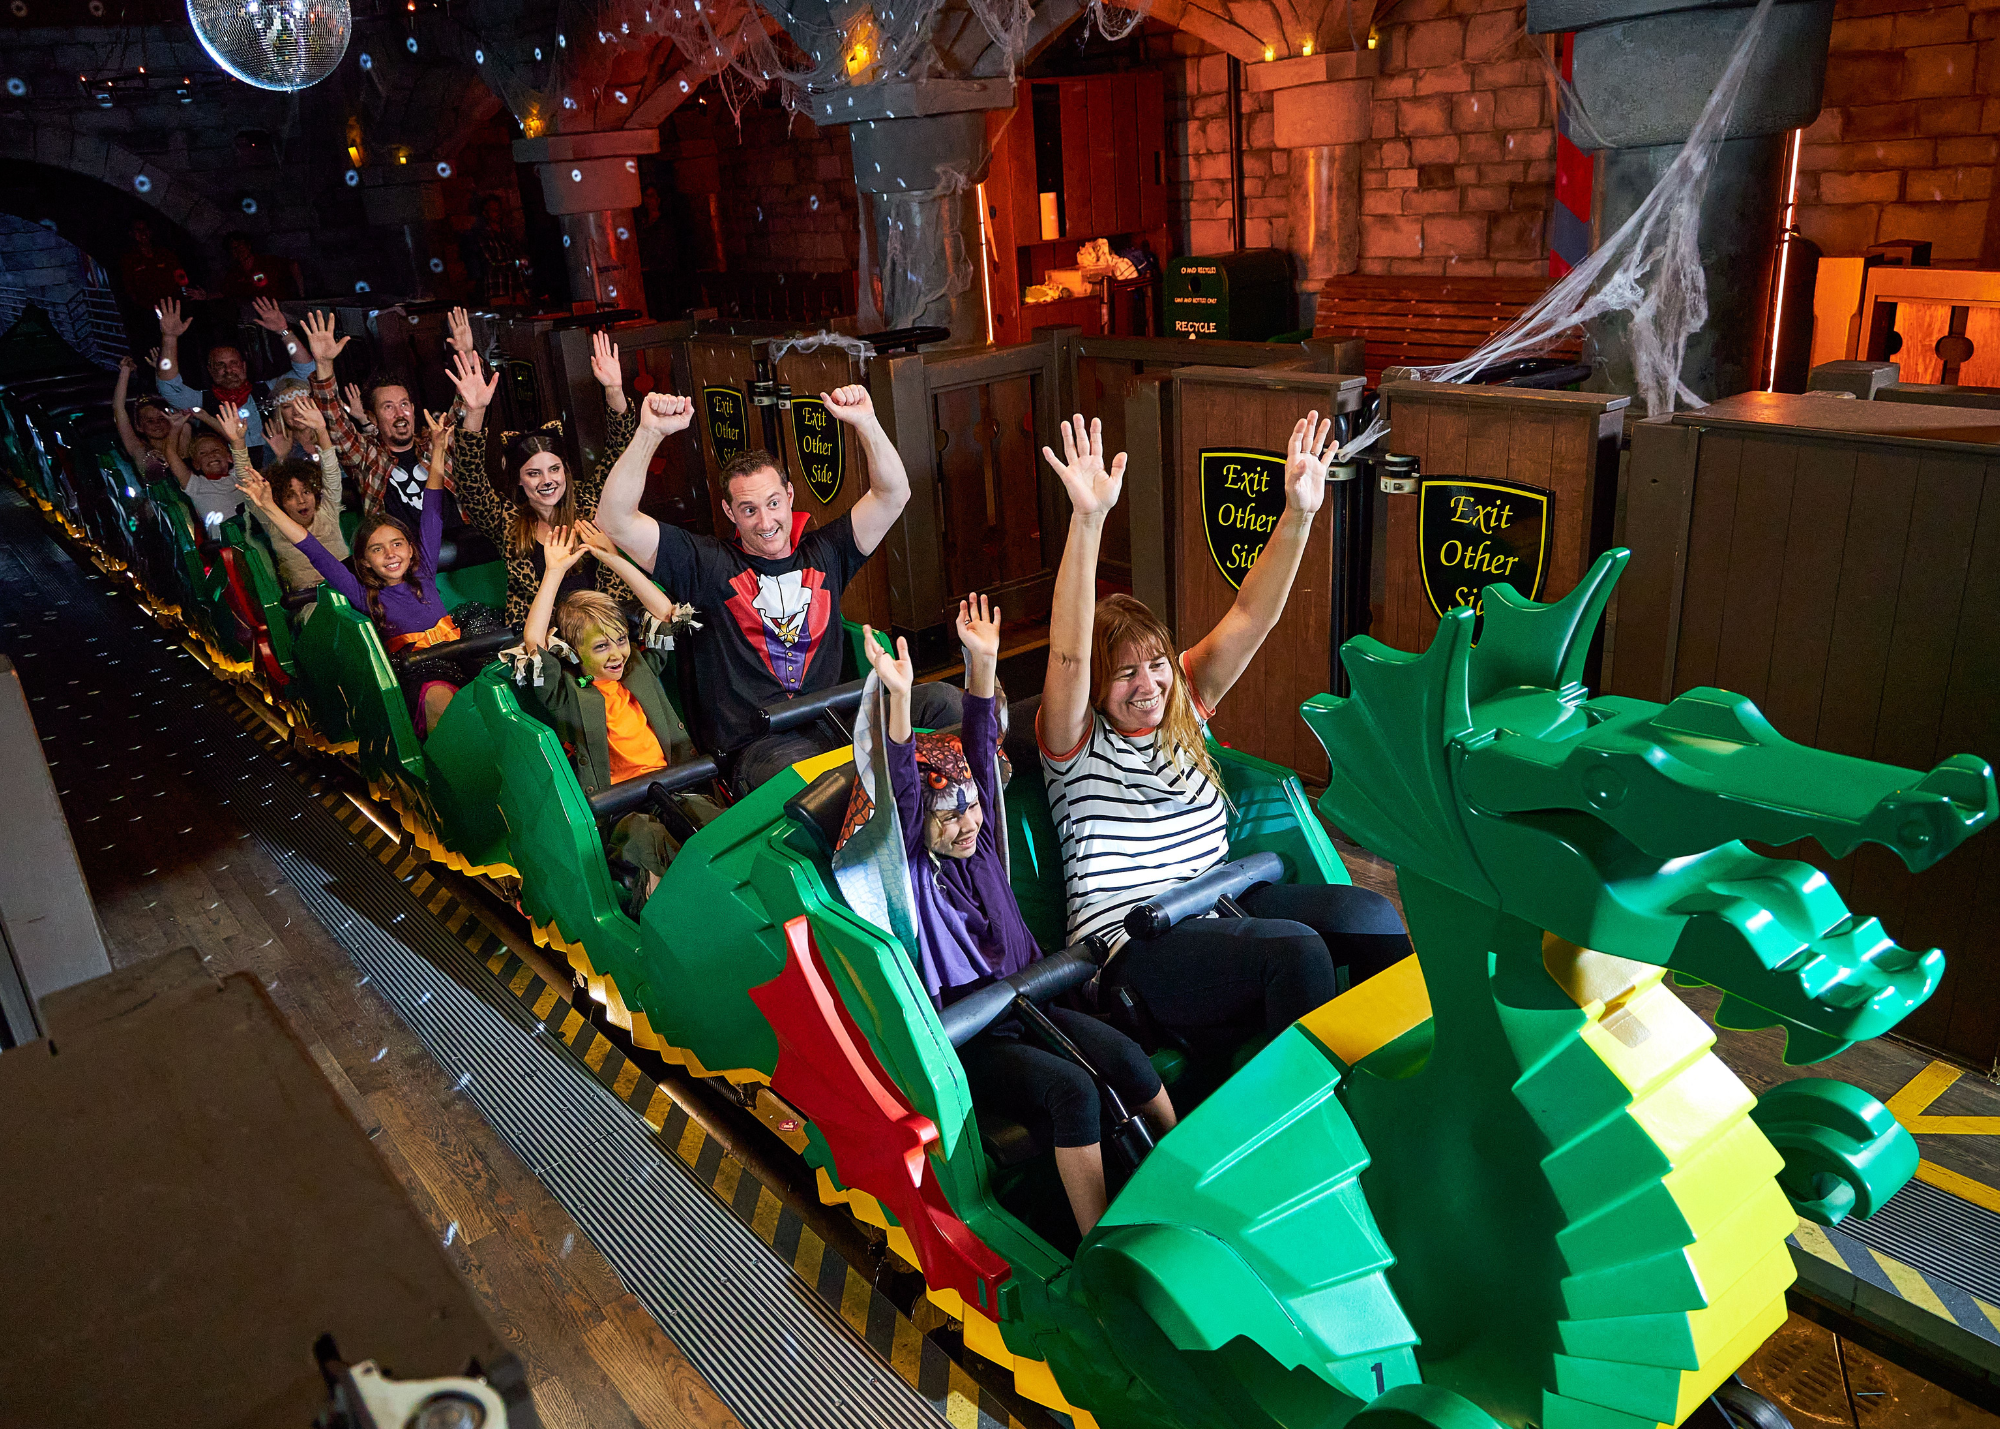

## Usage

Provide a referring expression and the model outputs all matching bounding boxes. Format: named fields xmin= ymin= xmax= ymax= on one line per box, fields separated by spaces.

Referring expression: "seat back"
xmin=476 ymin=673 xmax=643 ymax=985
xmin=1312 ymin=273 xmax=1575 ymax=384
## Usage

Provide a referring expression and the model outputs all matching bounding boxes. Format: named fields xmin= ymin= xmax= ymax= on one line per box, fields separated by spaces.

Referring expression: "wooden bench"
xmin=1312 ymin=274 xmax=1581 ymax=384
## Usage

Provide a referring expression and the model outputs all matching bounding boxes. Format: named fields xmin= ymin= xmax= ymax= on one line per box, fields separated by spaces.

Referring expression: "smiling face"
xmin=360 ymin=519 xmax=414 ymax=583
xmin=518 ymin=449 xmax=566 ymax=509
xmin=135 ymin=403 xmax=171 ymax=440
xmin=925 ymin=790 xmax=984 ymax=860
xmin=369 ymin=384 xmax=416 ymax=448
xmin=189 ymin=434 xmax=231 ymax=478
xmin=206 ymin=345 xmax=247 ymax=390
xmin=579 ymin=623 xmax=632 ymax=682
xmin=1102 ymin=639 xmax=1175 ymax=734
xmin=724 ymin=463 xmax=795 ymax=559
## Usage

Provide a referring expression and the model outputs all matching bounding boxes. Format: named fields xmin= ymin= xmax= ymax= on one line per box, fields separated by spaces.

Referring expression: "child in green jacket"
xmin=518 ymin=520 xmax=716 ymax=912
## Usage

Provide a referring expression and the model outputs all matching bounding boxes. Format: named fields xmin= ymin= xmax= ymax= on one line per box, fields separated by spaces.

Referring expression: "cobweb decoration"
xmin=862 ymin=163 xmax=975 ymax=328
xmin=768 ymin=330 xmax=877 ymax=363
xmin=1404 ymin=0 xmax=1777 ymax=416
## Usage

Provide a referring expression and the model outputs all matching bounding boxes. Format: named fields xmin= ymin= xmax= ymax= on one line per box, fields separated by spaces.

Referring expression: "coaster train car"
xmin=6 ymin=368 xmax=1993 ymax=1429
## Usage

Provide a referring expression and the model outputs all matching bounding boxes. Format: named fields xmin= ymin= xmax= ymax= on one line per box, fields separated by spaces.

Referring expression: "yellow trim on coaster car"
xmin=792 ymin=745 xmax=857 ymax=785
xmin=814 ymin=1172 xmax=1103 ymax=1429
xmin=1297 ymin=952 xmax=1432 ymax=1068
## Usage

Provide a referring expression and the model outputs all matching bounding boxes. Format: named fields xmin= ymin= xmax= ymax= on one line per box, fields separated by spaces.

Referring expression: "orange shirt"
xmin=596 ymin=679 xmax=668 ymax=784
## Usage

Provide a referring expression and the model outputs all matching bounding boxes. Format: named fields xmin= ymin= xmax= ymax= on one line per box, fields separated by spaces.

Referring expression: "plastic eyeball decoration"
xmin=562 ymin=235 xmax=571 ymax=248
xmin=189 ymin=0 xmax=354 ymax=91
xmin=624 ymin=159 xmax=637 ymax=173
xmin=133 ymin=174 xmax=152 ymax=192
xmin=613 ymin=89 xmax=626 ymax=104
xmin=355 ymin=280 xmax=370 ymax=293
xmin=5 ymin=78 xmax=25 ymax=97
xmin=473 ymin=47 xmax=484 ymax=62
xmin=556 ymin=31 xmax=564 ymax=46
xmin=810 ymin=194 xmax=819 ymax=210
xmin=404 ymin=36 xmax=417 ymax=51
xmin=240 ymin=196 xmax=258 ymax=213
xmin=429 ymin=257 xmax=445 ymax=273
xmin=607 ymin=285 xmax=616 ymax=298
xmin=533 ymin=46 xmax=542 ymax=59
xmin=616 ymin=226 xmax=628 ymax=240
xmin=344 ymin=168 xmax=360 ymax=186
xmin=359 ymin=51 xmax=372 ymax=69
xmin=435 ymin=160 xmax=452 ymax=178
xmin=570 ymin=168 xmax=582 ymax=182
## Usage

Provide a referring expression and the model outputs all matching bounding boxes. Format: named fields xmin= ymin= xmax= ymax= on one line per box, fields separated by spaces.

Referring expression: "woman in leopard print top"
xmin=445 ymin=329 xmax=644 ymax=624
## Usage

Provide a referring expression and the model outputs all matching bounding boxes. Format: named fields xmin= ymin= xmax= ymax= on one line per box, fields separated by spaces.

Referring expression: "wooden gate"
xmin=1169 ymin=367 xmax=1367 ymax=782
xmin=1614 ymin=392 xmax=2000 ymax=1068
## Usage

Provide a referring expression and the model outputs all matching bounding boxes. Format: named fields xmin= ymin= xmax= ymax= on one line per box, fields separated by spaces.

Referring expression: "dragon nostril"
xmin=1585 ymin=766 xmax=1627 ymax=810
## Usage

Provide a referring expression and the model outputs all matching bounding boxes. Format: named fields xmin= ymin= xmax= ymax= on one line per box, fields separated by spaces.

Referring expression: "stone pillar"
xmin=512 ymin=130 xmax=662 ymax=313
xmin=1529 ymin=0 xmax=1836 ymax=402
xmin=359 ymin=172 xmax=450 ymax=298
xmin=808 ymin=80 xmax=1015 ymax=345
xmin=1254 ymin=53 xmax=1376 ymax=331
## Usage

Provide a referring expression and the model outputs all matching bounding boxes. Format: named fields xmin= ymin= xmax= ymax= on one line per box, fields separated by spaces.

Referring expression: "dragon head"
xmin=1301 ymin=551 xmax=1996 ymax=1064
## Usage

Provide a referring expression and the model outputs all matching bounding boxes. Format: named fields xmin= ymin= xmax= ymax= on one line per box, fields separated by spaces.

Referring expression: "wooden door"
xmin=773 ymin=344 xmax=888 ymax=629
xmin=1171 ymin=367 xmax=1367 ymax=782
xmin=1376 ymin=380 xmax=1628 ymax=657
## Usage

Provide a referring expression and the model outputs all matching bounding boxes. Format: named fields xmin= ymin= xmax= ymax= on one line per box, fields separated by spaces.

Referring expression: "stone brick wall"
xmin=1795 ymin=0 xmax=2000 ymax=264
xmin=657 ymin=101 xmax=860 ymax=273
xmin=1359 ymin=0 xmax=1556 ymax=277
xmin=1163 ymin=2 xmax=1557 ymax=275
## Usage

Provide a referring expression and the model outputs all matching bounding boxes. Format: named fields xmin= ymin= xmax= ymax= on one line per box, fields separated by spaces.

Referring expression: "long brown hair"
xmin=350 ymin=512 xmax=429 ymax=629
xmin=1089 ymin=594 xmax=1222 ymax=792
xmin=500 ymin=431 xmax=577 ymax=557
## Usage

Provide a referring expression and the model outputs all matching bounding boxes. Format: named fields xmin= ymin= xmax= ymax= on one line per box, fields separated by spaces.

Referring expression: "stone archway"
xmin=7 ymin=119 xmax=232 ymax=241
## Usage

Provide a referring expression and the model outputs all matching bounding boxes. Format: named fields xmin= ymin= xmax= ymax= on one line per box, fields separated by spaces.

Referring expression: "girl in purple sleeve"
xmin=854 ymin=598 xmax=1176 ymax=1235
xmin=239 ymin=410 xmax=470 ymax=732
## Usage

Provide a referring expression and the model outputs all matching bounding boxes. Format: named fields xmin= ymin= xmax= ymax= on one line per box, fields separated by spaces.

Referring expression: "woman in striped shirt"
xmin=1036 ymin=413 xmax=1410 ymax=1052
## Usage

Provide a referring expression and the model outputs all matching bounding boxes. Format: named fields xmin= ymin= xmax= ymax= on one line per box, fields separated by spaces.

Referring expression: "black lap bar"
xmin=1122 ymin=851 xmax=1287 ymax=942
xmin=939 ymin=945 xmax=1100 ymax=1049
xmin=586 ymin=756 xmax=722 ymax=821
xmin=392 ymin=626 xmax=520 ymax=671
xmin=759 ymin=676 xmax=868 ymax=735
xmin=279 ymin=588 xmax=316 ymax=612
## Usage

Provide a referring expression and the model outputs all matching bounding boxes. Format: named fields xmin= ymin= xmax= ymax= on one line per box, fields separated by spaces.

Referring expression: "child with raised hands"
xmin=166 ymin=404 xmax=250 ymax=532
xmin=515 ymin=520 xmax=713 ymax=914
xmin=842 ymin=598 xmax=1175 ymax=1236
xmin=241 ymin=392 xmax=350 ymax=607
xmin=240 ymin=409 xmax=473 ymax=732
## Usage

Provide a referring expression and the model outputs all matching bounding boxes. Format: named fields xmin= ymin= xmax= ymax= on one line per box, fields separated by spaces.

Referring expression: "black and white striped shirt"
xmin=1040 ymin=701 xmax=1230 ymax=951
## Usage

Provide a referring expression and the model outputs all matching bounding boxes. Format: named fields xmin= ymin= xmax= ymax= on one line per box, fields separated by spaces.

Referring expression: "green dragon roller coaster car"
xmin=7 ymin=381 xmax=1994 ymax=1429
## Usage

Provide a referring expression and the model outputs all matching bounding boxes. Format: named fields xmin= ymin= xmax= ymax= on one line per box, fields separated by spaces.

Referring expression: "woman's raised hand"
xmin=445 ymin=305 xmax=476 ymax=358
xmin=1283 ymin=409 xmax=1336 ymax=517
xmin=956 ymin=593 xmax=1002 ymax=663
xmin=860 ymin=623 xmax=914 ymax=697
xmin=290 ymin=392 xmax=328 ymax=439
xmin=118 ymin=354 xmax=138 ymax=377
xmin=639 ymin=391 xmax=693 ymax=435
xmin=1040 ymin=413 xmax=1126 ymax=519
xmin=445 ymin=349 xmax=497 ymax=411
xmin=590 ymin=330 xmax=623 ymax=391
xmin=341 ymin=381 xmax=367 ymax=423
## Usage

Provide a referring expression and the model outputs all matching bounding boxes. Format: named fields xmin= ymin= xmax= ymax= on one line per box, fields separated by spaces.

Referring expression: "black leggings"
xmin=1116 ymin=882 xmax=1409 ymax=1045
xmin=958 ymin=1006 xmax=1163 ymax=1149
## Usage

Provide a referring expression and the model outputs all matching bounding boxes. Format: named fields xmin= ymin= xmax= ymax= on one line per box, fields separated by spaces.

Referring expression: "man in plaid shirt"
xmin=302 ymin=308 xmax=465 ymax=529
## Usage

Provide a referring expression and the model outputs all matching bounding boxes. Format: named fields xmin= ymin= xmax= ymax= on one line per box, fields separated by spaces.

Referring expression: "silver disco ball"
xmin=187 ymin=0 xmax=351 ymax=92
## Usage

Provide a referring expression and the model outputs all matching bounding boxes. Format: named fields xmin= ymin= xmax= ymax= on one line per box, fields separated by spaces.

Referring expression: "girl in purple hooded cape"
xmin=844 ymin=598 xmax=1174 ymax=1234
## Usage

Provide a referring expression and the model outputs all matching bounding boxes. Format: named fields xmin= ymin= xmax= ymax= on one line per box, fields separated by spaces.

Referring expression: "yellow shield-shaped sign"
xmin=1419 ymin=477 xmax=1550 ymax=621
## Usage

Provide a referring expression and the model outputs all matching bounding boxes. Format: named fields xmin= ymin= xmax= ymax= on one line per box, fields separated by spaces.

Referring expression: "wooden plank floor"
xmin=0 ymin=501 xmax=744 ymax=1429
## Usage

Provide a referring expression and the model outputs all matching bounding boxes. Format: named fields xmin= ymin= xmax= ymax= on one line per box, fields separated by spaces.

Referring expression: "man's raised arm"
xmin=824 ymin=384 xmax=908 ymax=556
xmin=594 ymin=391 xmax=691 ymax=573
